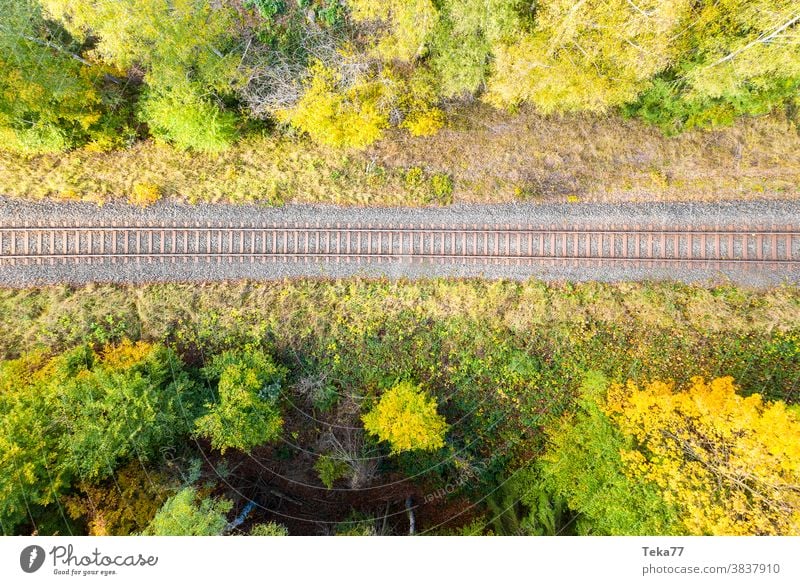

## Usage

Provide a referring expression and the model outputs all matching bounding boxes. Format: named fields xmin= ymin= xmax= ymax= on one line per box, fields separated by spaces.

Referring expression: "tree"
xmin=540 ymin=373 xmax=682 ymax=535
xmin=428 ymin=0 xmax=524 ymax=97
xmin=0 ymin=0 xmax=105 ymax=153
xmin=194 ymin=349 xmax=286 ymax=454
xmin=347 ymin=0 xmax=439 ymax=62
xmin=542 ymin=373 xmax=800 ymax=535
xmin=0 ymin=352 xmax=68 ymax=533
xmin=40 ymin=0 xmax=243 ymax=150
xmin=628 ymin=0 xmax=800 ymax=132
xmin=0 ymin=341 xmax=195 ymax=533
xmin=275 ymin=60 xmax=389 ymax=149
xmin=680 ymin=1 xmax=800 ymax=103
xmin=362 ymin=381 xmax=448 ymax=454
xmin=485 ymin=0 xmax=691 ymax=112
xmin=605 ymin=376 xmax=800 ymax=535
xmin=143 ymin=487 xmax=231 ymax=536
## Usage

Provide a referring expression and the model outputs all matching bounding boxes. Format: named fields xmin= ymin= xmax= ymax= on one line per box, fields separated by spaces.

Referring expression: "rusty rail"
xmin=1 ymin=222 xmax=798 ymax=269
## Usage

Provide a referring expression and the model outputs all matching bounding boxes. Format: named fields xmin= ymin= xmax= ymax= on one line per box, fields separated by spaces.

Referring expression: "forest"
xmin=4 ymin=0 xmax=800 ymax=153
xmin=1 ymin=281 xmax=798 ymax=535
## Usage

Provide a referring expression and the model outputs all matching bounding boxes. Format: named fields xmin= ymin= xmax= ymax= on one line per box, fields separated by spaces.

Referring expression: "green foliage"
xmin=143 ymin=487 xmax=231 ymax=535
xmin=195 ymin=348 xmax=286 ymax=454
xmin=250 ymin=522 xmax=289 ymax=535
xmin=362 ymin=381 xmax=449 ymax=454
xmin=0 ymin=0 xmax=105 ymax=153
xmin=487 ymin=466 xmax=574 ymax=536
xmin=245 ymin=0 xmax=287 ymax=20
xmin=428 ymin=0 xmax=524 ymax=97
xmin=1 ymin=282 xmax=798 ymax=535
xmin=539 ymin=373 xmax=683 ymax=535
xmin=0 ymin=341 xmax=194 ymax=533
xmin=429 ymin=173 xmax=453 ymax=204
xmin=139 ymin=87 xmax=238 ymax=151
xmin=315 ymin=454 xmax=350 ymax=489
xmin=41 ymin=0 xmax=243 ymax=150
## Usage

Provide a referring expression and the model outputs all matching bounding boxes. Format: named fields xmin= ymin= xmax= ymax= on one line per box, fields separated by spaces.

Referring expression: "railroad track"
xmin=0 ymin=222 xmax=798 ymax=269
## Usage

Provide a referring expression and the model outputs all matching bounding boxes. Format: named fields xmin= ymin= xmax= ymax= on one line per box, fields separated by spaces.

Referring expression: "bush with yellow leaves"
xmin=362 ymin=381 xmax=448 ymax=454
xmin=276 ymin=61 xmax=389 ymax=149
xmin=128 ymin=182 xmax=162 ymax=207
xmin=605 ymin=376 xmax=800 ymax=535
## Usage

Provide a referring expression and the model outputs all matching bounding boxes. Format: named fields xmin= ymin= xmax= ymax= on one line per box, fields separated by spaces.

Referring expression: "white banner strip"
xmin=1 ymin=536 xmax=797 ymax=584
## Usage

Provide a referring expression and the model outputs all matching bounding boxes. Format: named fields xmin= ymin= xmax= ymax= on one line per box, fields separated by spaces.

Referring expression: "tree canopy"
xmin=194 ymin=349 xmax=286 ymax=454
xmin=0 ymin=340 xmax=194 ymax=533
xmin=362 ymin=381 xmax=449 ymax=454
xmin=540 ymin=373 xmax=800 ymax=536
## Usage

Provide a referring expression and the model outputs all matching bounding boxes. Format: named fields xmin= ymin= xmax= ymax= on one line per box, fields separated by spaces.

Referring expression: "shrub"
xmin=129 ymin=182 xmax=162 ymax=207
xmin=314 ymin=454 xmax=350 ymax=489
xmin=430 ymin=173 xmax=453 ymax=204
xmin=138 ymin=87 xmax=238 ymax=152
xmin=362 ymin=381 xmax=448 ymax=454
xmin=195 ymin=349 xmax=286 ymax=454
xmin=276 ymin=61 xmax=389 ymax=149
xmin=402 ymin=108 xmax=445 ymax=137
xmin=250 ymin=522 xmax=289 ymax=536
xmin=404 ymin=166 xmax=424 ymax=187
xmin=143 ymin=487 xmax=231 ymax=536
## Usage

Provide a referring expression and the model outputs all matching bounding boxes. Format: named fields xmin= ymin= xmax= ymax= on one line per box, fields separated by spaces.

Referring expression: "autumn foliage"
xmin=605 ymin=376 xmax=800 ymax=535
xmin=362 ymin=381 xmax=448 ymax=454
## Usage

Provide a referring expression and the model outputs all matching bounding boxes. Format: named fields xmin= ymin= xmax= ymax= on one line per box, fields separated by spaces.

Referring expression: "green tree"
xmin=0 ymin=0 xmax=105 ymax=153
xmin=539 ymin=373 xmax=682 ymax=535
xmin=143 ymin=487 xmax=231 ymax=536
xmin=362 ymin=381 xmax=448 ymax=454
xmin=429 ymin=0 xmax=524 ymax=97
xmin=628 ymin=0 xmax=800 ymax=132
xmin=195 ymin=349 xmax=286 ymax=454
xmin=0 ymin=341 xmax=195 ymax=533
xmin=58 ymin=341 xmax=195 ymax=481
xmin=40 ymin=0 xmax=243 ymax=150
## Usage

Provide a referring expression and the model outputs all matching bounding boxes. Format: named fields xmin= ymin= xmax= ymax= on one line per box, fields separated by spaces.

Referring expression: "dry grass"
xmin=1 ymin=106 xmax=799 ymax=206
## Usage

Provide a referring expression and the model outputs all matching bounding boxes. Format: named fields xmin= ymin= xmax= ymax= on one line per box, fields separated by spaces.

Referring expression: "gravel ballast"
xmin=1 ymin=197 xmax=798 ymax=287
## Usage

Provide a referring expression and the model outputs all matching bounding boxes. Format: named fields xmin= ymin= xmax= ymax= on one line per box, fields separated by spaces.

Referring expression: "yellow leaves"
xmin=605 ymin=375 xmax=800 ymax=535
xmin=362 ymin=381 xmax=448 ymax=454
xmin=485 ymin=0 xmax=693 ymax=112
xmin=129 ymin=182 xmax=163 ymax=207
xmin=402 ymin=107 xmax=444 ymax=137
xmin=276 ymin=61 xmax=389 ymax=149
xmin=348 ymin=0 xmax=439 ymax=62
xmin=101 ymin=339 xmax=153 ymax=370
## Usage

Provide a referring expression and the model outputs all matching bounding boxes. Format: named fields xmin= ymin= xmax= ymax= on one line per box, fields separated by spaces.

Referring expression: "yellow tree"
xmin=275 ymin=60 xmax=389 ymax=149
xmin=362 ymin=381 xmax=448 ymax=454
xmin=681 ymin=0 xmax=800 ymax=101
xmin=485 ymin=0 xmax=692 ymax=112
xmin=605 ymin=376 xmax=800 ymax=535
xmin=347 ymin=0 xmax=439 ymax=62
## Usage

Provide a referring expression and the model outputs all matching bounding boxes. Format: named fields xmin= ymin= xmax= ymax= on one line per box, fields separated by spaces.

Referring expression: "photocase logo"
xmin=20 ymin=545 xmax=46 ymax=573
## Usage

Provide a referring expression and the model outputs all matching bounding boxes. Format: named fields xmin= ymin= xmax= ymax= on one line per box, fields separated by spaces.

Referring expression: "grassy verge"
xmin=2 ymin=107 xmax=799 ymax=206
xmin=3 ymin=280 xmax=798 ymax=405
